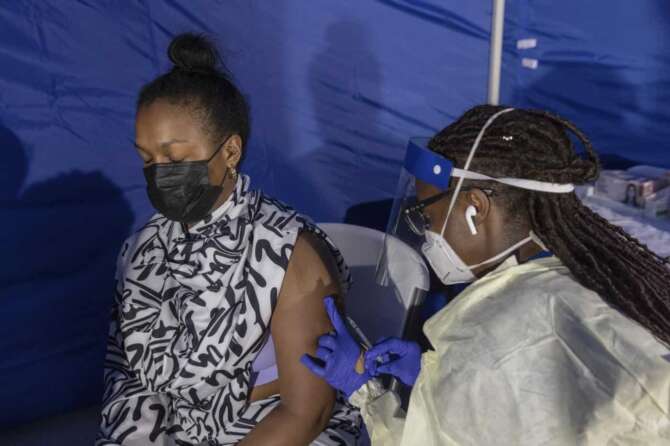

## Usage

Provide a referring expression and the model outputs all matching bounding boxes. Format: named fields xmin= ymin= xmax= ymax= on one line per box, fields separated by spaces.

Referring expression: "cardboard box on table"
xmin=596 ymin=168 xmax=669 ymax=208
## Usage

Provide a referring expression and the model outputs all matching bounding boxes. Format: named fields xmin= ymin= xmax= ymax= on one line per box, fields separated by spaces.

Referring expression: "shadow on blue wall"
xmin=0 ymin=122 xmax=133 ymax=427
xmin=286 ymin=20 xmax=387 ymax=222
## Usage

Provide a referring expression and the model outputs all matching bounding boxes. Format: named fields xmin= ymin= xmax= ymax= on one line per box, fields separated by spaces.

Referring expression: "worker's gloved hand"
xmin=364 ymin=337 xmax=421 ymax=386
xmin=300 ymin=296 xmax=372 ymax=397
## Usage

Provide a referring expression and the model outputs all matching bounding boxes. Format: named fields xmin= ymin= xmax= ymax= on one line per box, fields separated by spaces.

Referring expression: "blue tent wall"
xmin=2 ymin=0 xmax=669 ymax=428
xmin=503 ymin=0 xmax=670 ymax=168
xmin=0 ymin=1 xmax=492 ymax=426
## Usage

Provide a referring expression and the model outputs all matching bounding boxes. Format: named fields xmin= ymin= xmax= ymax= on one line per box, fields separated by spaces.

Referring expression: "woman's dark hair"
xmin=429 ymin=105 xmax=670 ymax=346
xmin=137 ymin=33 xmax=250 ymax=147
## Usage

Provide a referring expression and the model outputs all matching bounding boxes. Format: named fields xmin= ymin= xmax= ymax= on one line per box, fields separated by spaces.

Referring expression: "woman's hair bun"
xmin=168 ymin=33 xmax=219 ymax=74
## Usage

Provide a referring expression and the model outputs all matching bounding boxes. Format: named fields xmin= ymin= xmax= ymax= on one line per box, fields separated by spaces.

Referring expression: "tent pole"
xmin=487 ymin=0 xmax=506 ymax=105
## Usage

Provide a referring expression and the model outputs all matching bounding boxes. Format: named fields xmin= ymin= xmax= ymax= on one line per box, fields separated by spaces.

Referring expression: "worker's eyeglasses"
xmin=403 ymin=187 xmax=494 ymax=236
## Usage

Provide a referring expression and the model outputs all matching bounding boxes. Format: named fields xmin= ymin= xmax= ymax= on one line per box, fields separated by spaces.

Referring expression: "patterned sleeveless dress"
xmin=97 ymin=175 xmax=361 ymax=445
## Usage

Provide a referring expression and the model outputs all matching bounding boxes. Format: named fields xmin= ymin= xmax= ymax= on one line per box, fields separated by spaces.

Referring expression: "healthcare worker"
xmin=301 ymin=105 xmax=670 ymax=445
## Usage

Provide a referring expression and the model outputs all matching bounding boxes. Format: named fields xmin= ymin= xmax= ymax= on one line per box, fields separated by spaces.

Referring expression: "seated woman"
xmin=97 ymin=33 xmax=360 ymax=446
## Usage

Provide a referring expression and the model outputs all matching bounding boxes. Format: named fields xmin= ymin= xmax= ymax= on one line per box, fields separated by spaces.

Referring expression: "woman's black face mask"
xmin=143 ymin=141 xmax=226 ymax=224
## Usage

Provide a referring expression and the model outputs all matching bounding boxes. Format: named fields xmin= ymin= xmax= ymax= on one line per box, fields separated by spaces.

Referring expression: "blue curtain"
xmin=1 ymin=0 xmax=668 ymax=427
xmin=504 ymin=0 xmax=670 ymax=168
xmin=0 ymin=0 xmax=492 ymax=426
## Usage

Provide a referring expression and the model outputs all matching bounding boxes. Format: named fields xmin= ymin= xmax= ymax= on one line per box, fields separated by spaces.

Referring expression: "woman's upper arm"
xmin=270 ymin=231 xmax=341 ymax=422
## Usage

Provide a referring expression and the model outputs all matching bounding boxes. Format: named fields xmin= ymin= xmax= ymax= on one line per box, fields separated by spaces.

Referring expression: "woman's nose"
xmin=148 ymin=154 xmax=173 ymax=165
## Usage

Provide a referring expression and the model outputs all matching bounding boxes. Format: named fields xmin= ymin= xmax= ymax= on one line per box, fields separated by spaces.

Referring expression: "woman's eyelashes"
xmin=136 ymin=144 xmax=192 ymax=164
xmin=137 ymin=151 xmax=152 ymax=165
xmin=138 ymin=152 xmax=185 ymax=165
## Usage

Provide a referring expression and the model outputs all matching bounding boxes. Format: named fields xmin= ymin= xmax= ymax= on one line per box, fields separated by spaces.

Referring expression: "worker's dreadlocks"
xmin=429 ymin=105 xmax=670 ymax=346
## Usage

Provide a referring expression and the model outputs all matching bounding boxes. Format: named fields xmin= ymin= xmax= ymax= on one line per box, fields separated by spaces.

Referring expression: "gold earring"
xmin=230 ymin=167 xmax=238 ymax=180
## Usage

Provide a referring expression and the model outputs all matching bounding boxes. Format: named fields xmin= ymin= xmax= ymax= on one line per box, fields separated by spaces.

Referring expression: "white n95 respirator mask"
xmin=421 ymin=228 xmax=538 ymax=285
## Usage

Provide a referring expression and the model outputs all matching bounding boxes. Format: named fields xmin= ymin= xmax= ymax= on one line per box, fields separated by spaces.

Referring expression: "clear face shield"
xmin=381 ymin=136 xmax=453 ymax=252
xmin=375 ymin=136 xmax=457 ymax=293
xmin=377 ymin=108 xmax=576 ymax=290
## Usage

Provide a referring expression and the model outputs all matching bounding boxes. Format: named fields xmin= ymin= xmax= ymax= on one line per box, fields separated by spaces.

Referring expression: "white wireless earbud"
xmin=465 ymin=205 xmax=478 ymax=235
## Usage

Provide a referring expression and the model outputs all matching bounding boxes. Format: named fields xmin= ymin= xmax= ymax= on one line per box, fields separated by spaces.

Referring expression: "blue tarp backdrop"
xmin=505 ymin=0 xmax=670 ymax=169
xmin=0 ymin=0 xmax=668 ymax=427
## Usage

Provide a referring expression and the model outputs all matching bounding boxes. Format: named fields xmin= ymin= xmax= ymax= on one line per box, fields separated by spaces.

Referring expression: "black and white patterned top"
xmin=97 ymin=175 xmax=359 ymax=445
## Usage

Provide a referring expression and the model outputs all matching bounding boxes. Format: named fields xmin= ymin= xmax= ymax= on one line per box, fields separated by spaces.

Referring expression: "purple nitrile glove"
xmin=300 ymin=296 xmax=372 ymax=397
xmin=364 ymin=337 xmax=421 ymax=386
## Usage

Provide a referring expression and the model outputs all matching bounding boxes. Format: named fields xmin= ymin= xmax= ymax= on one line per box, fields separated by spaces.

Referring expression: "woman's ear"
xmin=222 ymin=134 xmax=243 ymax=169
xmin=465 ymin=189 xmax=492 ymax=229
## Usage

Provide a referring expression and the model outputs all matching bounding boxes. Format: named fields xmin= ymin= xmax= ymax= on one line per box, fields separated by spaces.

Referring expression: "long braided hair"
xmin=429 ymin=105 xmax=670 ymax=346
